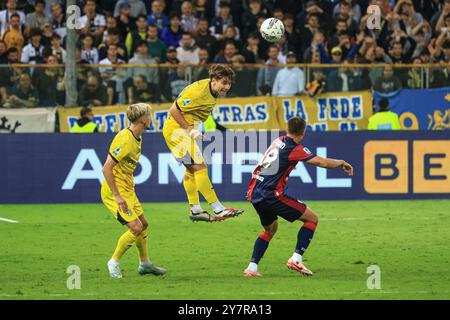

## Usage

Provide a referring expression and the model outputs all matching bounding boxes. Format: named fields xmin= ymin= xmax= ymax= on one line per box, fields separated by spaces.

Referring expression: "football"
xmin=259 ymin=17 xmax=285 ymax=43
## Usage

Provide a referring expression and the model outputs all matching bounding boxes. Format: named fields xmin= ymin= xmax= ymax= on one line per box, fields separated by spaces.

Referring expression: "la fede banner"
xmin=0 ymin=108 xmax=56 ymax=133
xmin=57 ymin=91 xmax=373 ymax=133
xmin=374 ymin=87 xmax=450 ymax=130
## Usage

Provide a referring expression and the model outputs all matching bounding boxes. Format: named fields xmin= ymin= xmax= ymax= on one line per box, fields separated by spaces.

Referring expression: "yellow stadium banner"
xmin=213 ymin=96 xmax=279 ymax=130
xmin=58 ymin=103 xmax=172 ymax=133
xmin=275 ymin=90 xmax=373 ymax=131
xmin=57 ymin=91 xmax=372 ymax=133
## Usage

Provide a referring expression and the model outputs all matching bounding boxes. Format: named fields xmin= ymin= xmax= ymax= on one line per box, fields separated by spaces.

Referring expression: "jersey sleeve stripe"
xmin=303 ymin=154 xmax=316 ymax=162
xmin=175 ymin=100 xmax=182 ymax=112
xmin=109 ymin=152 xmax=119 ymax=163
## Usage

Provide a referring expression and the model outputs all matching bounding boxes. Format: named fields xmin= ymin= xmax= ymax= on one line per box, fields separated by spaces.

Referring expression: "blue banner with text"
xmin=1 ymin=131 xmax=449 ymax=204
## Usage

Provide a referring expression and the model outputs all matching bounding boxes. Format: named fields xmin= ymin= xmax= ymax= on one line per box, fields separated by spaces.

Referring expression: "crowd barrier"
xmin=1 ymin=130 xmax=448 ymax=204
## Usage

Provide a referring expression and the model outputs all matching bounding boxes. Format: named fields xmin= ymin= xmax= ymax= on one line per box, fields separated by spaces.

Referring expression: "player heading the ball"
xmin=162 ymin=64 xmax=244 ymax=222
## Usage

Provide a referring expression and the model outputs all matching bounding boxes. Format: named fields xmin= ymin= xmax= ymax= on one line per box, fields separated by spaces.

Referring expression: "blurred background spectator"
xmin=78 ymin=74 xmax=108 ymax=107
xmin=70 ymin=106 xmax=99 ymax=133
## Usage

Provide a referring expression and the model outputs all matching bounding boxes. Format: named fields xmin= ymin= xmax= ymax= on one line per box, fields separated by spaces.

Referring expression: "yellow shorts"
xmin=101 ymin=182 xmax=143 ymax=225
xmin=162 ymin=120 xmax=204 ymax=165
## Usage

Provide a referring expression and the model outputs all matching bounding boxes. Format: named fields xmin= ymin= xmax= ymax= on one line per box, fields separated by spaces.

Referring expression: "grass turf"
xmin=0 ymin=200 xmax=449 ymax=300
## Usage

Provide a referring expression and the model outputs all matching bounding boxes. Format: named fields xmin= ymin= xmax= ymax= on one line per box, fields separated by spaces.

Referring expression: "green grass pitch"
xmin=0 ymin=200 xmax=450 ymax=300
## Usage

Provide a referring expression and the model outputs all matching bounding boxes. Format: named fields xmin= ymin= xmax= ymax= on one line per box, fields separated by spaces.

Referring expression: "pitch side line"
xmin=1 ymin=290 xmax=450 ymax=298
xmin=0 ymin=217 xmax=19 ymax=223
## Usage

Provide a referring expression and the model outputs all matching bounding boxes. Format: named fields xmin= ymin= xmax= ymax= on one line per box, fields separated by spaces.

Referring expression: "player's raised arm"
xmin=102 ymin=155 xmax=129 ymax=213
xmin=306 ymin=156 xmax=353 ymax=176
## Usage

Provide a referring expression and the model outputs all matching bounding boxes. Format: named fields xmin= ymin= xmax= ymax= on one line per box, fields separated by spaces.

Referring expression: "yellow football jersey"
xmin=105 ymin=128 xmax=142 ymax=190
xmin=165 ymin=78 xmax=217 ymax=128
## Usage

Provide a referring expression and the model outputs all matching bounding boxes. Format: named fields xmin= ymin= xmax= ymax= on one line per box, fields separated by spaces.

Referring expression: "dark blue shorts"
xmin=251 ymin=195 xmax=307 ymax=227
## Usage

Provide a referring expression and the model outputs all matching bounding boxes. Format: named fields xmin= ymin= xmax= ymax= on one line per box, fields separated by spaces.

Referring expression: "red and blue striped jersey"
xmin=247 ymin=136 xmax=316 ymax=203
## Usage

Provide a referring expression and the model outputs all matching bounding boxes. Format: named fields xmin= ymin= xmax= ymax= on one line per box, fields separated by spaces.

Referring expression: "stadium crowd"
xmin=0 ymin=0 xmax=450 ymax=108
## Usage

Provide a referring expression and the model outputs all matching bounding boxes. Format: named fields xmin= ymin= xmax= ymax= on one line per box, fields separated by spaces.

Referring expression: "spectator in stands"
xmin=102 ymin=14 xmax=119 ymax=45
xmin=99 ymin=44 xmax=127 ymax=104
xmin=21 ymin=28 xmax=44 ymax=64
xmin=32 ymin=55 xmax=62 ymax=107
xmin=388 ymin=37 xmax=417 ymax=64
xmin=78 ymin=75 xmax=108 ymax=107
xmin=40 ymin=22 xmax=54 ymax=47
xmin=332 ymin=1 xmax=358 ymax=36
xmin=160 ymin=45 xmax=179 ymax=100
xmin=395 ymin=0 xmax=423 ymax=35
xmin=146 ymin=0 xmax=169 ymax=31
xmin=272 ymin=8 xmax=284 ymax=21
xmin=256 ymin=44 xmax=280 ymax=95
xmin=0 ymin=0 xmax=26 ymax=38
xmin=115 ymin=2 xmax=136 ymax=41
xmin=283 ymin=13 xmax=301 ymax=57
xmin=193 ymin=18 xmax=217 ymax=57
xmin=127 ymin=40 xmax=158 ymax=85
xmin=81 ymin=34 xmax=99 ymax=64
xmin=127 ymin=75 xmax=159 ymax=104
xmin=114 ymin=0 xmax=147 ymax=19
xmin=79 ymin=0 xmax=106 ymax=46
xmin=0 ymin=46 xmax=21 ymax=80
xmin=368 ymin=98 xmax=401 ymax=130
xmin=181 ymin=1 xmax=199 ymax=33
xmin=176 ymin=32 xmax=200 ymax=64
xmin=70 ymin=106 xmax=99 ymax=133
xmin=210 ymin=1 xmax=234 ymax=40
xmin=2 ymin=13 xmax=24 ymax=57
xmin=373 ymin=65 xmax=403 ymax=93
xmin=302 ymin=29 xmax=325 ymax=63
xmin=161 ymin=13 xmax=183 ymax=48
xmin=50 ymin=33 xmax=66 ymax=63
xmin=217 ymin=25 xmax=242 ymax=52
xmin=168 ymin=67 xmax=188 ymax=100
xmin=320 ymin=46 xmax=344 ymax=64
xmin=228 ymin=54 xmax=257 ymax=97
xmin=213 ymin=40 xmax=237 ymax=64
xmin=50 ymin=2 xmax=66 ymax=40
xmin=24 ymin=0 xmax=50 ymax=38
xmin=98 ymin=28 xmax=128 ymax=62
xmin=4 ymin=72 xmax=38 ymax=108
xmin=430 ymin=62 xmax=450 ymax=88
xmin=125 ymin=14 xmax=148 ymax=58
xmin=272 ymin=51 xmax=304 ymax=97
xmin=326 ymin=60 xmax=360 ymax=92
xmin=300 ymin=11 xmax=321 ymax=45
xmin=75 ymin=47 xmax=90 ymax=90
xmin=241 ymin=0 xmax=267 ymax=41
xmin=192 ymin=47 xmax=209 ymax=81
xmin=406 ymin=57 xmax=425 ymax=88
xmin=193 ymin=0 xmax=209 ymax=20
xmin=241 ymin=32 xmax=264 ymax=63
xmin=147 ymin=24 xmax=167 ymax=63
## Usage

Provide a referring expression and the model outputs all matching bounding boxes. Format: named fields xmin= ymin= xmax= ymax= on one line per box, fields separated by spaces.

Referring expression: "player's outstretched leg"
xmin=189 ymin=163 xmax=244 ymax=222
xmin=107 ymin=218 xmax=143 ymax=279
xmin=243 ymin=220 xmax=278 ymax=277
xmin=287 ymin=208 xmax=318 ymax=276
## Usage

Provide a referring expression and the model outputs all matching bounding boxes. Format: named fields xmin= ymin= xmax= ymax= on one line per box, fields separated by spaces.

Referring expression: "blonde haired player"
xmin=162 ymin=64 xmax=243 ymax=222
xmin=102 ymin=103 xmax=166 ymax=278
